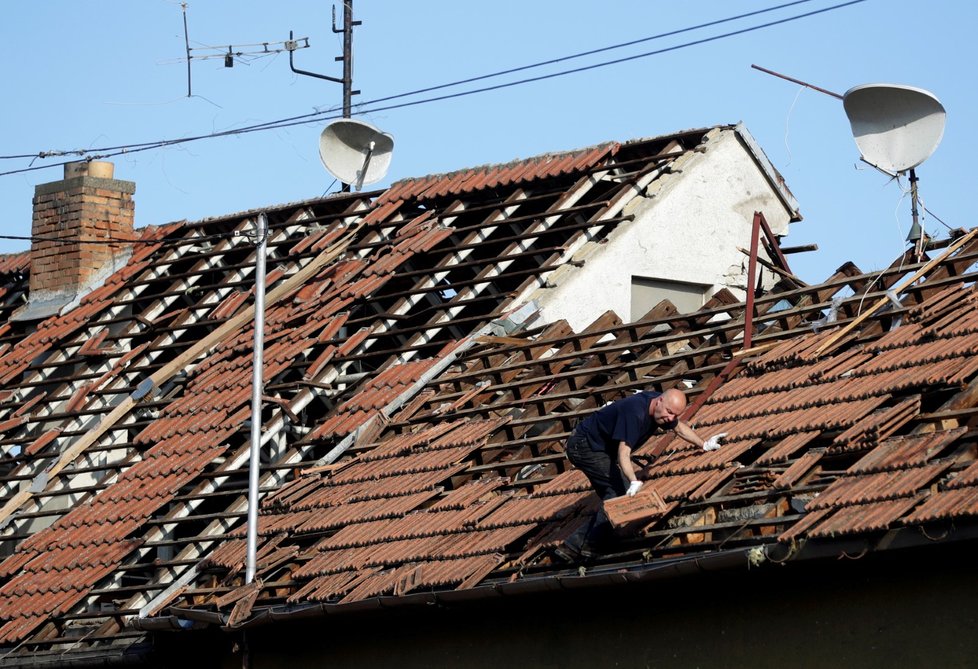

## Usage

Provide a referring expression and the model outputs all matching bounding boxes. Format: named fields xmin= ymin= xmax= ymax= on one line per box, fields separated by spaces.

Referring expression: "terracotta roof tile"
xmin=477 ymin=491 xmax=589 ymax=528
xmin=772 ymin=451 xmax=823 ymax=490
xmin=429 ymin=477 xmax=509 ymax=509
xmin=755 ymin=430 xmax=821 ymax=465
xmin=296 ymin=490 xmax=441 ymax=533
xmin=807 ymin=462 xmax=952 ymax=510
xmin=287 ymin=569 xmax=370 ymax=603
xmin=806 ymin=497 xmax=921 ymax=538
xmin=904 ymin=485 xmax=978 ymax=523
xmin=850 ymin=428 xmax=966 ymax=474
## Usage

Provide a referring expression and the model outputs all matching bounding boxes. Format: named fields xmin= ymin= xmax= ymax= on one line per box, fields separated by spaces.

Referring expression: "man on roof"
xmin=560 ymin=387 xmax=725 ymax=558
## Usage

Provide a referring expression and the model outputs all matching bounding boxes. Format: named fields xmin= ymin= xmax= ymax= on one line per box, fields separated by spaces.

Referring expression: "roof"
xmin=0 ymin=124 xmax=972 ymax=665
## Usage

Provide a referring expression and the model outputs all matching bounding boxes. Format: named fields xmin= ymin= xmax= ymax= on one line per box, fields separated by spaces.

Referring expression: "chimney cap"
xmin=64 ymin=161 xmax=114 ymax=180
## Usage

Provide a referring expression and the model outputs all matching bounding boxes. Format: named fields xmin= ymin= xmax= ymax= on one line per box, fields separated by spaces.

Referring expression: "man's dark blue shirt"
xmin=577 ymin=391 xmax=678 ymax=454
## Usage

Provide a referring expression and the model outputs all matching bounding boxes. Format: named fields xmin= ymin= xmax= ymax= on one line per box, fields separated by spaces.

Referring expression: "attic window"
xmin=631 ymin=276 xmax=709 ymax=318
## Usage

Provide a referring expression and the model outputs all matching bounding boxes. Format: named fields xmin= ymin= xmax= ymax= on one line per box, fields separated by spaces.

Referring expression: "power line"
xmin=0 ymin=0 xmax=868 ymax=178
xmin=0 ymin=230 xmax=233 ymax=248
xmin=0 ymin=0 xmax=835 ymax=165
xmin=360 ymin=0 xmax=823 ymax=109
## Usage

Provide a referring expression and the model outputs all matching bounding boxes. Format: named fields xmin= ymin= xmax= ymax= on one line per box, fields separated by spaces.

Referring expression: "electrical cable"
xmin=921 ymin=203 xmax=954 ymax=232
xmin=0 ymin=227 xmax=277 ymax=248
xmin=0 ymin=0 xmax=868 ymax=177
xmin=359 ymin=0 xmax=823 ymax=109
xmin=0 ymin=0 xmax=832 ymax=164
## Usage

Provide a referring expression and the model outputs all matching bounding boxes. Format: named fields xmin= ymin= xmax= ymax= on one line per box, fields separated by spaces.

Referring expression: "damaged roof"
xmin=0 ymin=124 xmax=975 ymax=665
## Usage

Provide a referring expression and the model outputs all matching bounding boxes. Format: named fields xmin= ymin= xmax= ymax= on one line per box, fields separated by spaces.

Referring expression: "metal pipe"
xmin=744 ymin=211 xmax=762 ymax=350
xmin=288 ymin=31 xmax=343 ymax=84
xmin=750 ymin=64 xmax=843 ymax=100
xmin=908 ymin=167 xmax=924 ymax=260
xmin=182 ymin=4 xmax=192 ymax=97
xmin=245 ymin=213 xmax=268 ymax=584
xmin=342 ymin=0 xmax=354 ymax=118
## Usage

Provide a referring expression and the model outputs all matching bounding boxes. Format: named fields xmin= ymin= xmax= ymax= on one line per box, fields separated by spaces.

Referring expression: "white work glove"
xmin=626 ymin=480 xmax=643 ymax=496
xmin=703 ymin=433 xmax=727 ymax=452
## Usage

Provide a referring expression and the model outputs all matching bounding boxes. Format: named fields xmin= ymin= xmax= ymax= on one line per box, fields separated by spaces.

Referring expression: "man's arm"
xmin=617 ymin=441 xmax=638 ymax=483
xmin=674 ymin=420 xmax=704 ymax=448
xmin=617 ymin=441 xmax=644 ymax=496
xmin=675 ymin=421 xmax=726 ymax=451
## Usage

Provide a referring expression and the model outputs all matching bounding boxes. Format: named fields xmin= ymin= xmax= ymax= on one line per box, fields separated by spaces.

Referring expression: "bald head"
xmin=651 ymin=388 xmax=686 ymax=425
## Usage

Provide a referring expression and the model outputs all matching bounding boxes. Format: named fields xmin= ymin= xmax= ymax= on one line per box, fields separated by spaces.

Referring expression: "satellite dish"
xmin=843 ymin=83 xmax=945 ymax=173
xmin=319 ymin=119 xmax=394 ymax=190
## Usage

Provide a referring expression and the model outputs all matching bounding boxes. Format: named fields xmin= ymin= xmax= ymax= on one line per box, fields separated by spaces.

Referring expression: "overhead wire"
xmin=0 ymin=0 xmax=868 ymax=178
xmin=358 ymin=0 xmax=824 ymax=109
xmin=8 ymin=0 xmax=826 ymax=165
xmin=0 ymin=230 xmax=238 ymax=248
xmin=1 ymin=0 xmax=833 ymax=165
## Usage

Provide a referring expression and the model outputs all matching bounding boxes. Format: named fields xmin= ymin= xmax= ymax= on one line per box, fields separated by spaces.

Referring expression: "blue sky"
xmin=1 ymin=1 xmax=973 ymax=283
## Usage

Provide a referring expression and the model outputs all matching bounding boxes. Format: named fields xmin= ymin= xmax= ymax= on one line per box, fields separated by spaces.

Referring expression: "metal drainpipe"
xmin=245 ymin=213 xmax=268 ymax=584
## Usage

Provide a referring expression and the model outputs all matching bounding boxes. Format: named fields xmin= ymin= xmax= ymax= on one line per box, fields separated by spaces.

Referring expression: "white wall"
xmin=531 ymin=127 xmax=796 ymax=332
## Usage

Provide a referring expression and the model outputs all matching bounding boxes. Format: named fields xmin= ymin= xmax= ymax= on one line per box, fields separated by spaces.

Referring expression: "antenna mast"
xmin=336 ymin=0 xmax=356 ymax=119
xmin=288 ymin=2 xmax=361 ymax=190
xmin=288 ymin=1 xmax=360 ymax=119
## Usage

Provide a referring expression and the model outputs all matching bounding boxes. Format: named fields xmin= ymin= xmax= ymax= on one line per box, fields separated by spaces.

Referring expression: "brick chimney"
xmin=16 ymin=161 xmax=135 ymax=320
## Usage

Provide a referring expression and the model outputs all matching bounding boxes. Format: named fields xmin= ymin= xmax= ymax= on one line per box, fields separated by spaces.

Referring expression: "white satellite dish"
xmin=319 ymin=119 xmax=394 ymax=190
xmin=842 ymin=83 xmax=946 ymax=173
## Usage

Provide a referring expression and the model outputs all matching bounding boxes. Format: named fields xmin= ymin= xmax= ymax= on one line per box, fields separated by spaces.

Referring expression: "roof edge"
xmin=733 ymin=122 xmax=802 ymax=223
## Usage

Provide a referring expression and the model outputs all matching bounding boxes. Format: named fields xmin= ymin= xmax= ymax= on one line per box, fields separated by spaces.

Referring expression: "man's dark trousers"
xmin=563 ymin=429 xmax=628 ymax=553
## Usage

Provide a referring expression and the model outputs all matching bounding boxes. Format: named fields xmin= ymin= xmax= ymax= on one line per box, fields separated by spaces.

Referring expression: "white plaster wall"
xmin=532 ymin=128 xmax=794 ymax=332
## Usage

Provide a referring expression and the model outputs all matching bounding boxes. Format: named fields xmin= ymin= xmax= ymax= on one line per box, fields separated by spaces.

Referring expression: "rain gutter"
xmin=231 ymin=547 xmax=751 ymax=630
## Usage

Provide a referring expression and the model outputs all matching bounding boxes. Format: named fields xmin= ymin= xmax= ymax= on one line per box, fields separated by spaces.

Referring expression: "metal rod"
xmin=342 ymin=0 xmax=354 ymax=118
xmin=750 ymin=64 xmax=843 ymax=100
xmin=744 ymin=211 xmax=762 ymax=350
xmin=245 ymin=212 xmax=268 ymax=584
xmin=780 ymin=243 xmax=819 ymax=254
xmin=339 ymin=0 xmax=355 ymax=193
xmin=182 ymin=3 xmax=192 ymax=97
xmin=909 ymin=167 xmax=924 ymax=260
xmin=288 ymin=30 xmax=343 ymax=84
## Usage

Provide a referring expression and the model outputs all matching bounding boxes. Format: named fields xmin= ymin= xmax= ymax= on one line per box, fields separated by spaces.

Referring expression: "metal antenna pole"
xmin=341 ymin=0 xmax=354 ymax=118
xmin=245 ymin=213 xmax=268 ymax=585
xmin=181 ymin=3 xmax=192 ymax=97
xmin=908 ymin=168 xmax=924 ymax=260
xmin=335 ymin=0 xmax=360 ymax=191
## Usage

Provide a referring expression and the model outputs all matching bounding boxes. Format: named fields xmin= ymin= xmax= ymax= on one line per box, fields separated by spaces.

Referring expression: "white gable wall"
xmin=529 ymin=127 xmax=797 ymax=332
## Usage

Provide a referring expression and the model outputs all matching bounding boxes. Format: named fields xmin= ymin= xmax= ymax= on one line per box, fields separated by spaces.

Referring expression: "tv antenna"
xmin=174 ymin=1 xmax=358 ymax=120
xmin=751 ymin=65 xmax=947 ymax=261
xmin=174 ymin=3 xmax=311 ymax=97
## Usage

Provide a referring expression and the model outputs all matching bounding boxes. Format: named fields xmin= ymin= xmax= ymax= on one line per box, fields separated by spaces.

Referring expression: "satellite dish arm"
xmin=354 ymin=141 xmax=375 ymax=191
xmin=288 ymin=30 xmax=343 ymax=84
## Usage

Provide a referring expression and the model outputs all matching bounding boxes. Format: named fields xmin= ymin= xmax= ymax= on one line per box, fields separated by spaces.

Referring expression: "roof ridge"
xmin=390 ymin=141 xmax=619 ymax=187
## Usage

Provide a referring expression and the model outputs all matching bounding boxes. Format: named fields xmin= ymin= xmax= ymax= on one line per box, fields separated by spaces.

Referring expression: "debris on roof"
xmin=0 ymin=124 xmax=975 ymax=665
